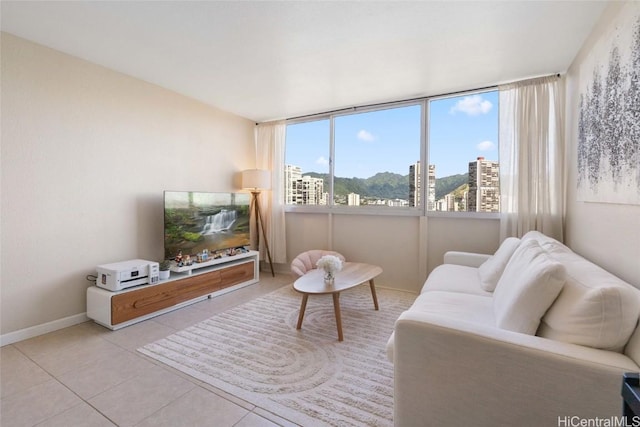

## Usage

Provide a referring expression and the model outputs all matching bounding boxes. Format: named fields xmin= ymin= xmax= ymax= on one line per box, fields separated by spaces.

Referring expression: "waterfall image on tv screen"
xmin=163 ymin=191 xmax=251 ymax=259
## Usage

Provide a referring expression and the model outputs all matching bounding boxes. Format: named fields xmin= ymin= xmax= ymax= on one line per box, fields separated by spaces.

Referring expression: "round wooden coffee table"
xmin=293 ymin=262 xmax=382 ymax=341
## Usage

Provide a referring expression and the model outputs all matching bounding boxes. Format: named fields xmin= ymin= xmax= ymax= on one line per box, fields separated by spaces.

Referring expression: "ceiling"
xmin=1 ymin=1 xmax=607 ymax=122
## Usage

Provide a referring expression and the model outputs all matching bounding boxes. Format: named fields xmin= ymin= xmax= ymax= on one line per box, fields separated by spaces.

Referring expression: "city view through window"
xmin=285 ymin=91 xmax=500 ymax=212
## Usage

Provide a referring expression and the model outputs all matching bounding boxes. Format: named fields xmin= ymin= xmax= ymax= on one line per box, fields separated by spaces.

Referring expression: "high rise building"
xmin=284 ymin=164 xmax=302 ymax=204
xmin=294 ymin=176 xmax=325 ymax=205
xmin=444 ymin=193 xmax=457 ymax=211
xmin=409 ymin=161 xmax=435 ymax=210
xmin=428 ymin=164 xmax=436 ymax=211
xmin=409 ymin=161 xmax=420 ymax=207
xmin=467 ymin=157 xmax=500 ymax=212
xmin=347 ymin=193 xmax=360 ymax=206
xmin=285 ymin=164 xmax=326 ymax=205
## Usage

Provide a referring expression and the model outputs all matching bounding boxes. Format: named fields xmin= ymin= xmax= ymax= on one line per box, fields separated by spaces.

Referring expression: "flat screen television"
xmin=163 ymin=191 xmax=251 ymax=260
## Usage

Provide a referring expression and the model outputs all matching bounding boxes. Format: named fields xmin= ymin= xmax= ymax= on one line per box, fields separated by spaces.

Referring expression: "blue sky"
xmin=430 ymin=91 xmax=499 ymax=177
xmin=285 ymin=90 xmax=499 ymax=179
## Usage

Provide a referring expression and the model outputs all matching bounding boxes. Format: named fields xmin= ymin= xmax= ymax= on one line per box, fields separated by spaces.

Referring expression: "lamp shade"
xmin=241 ymin=169 xmax=271 ymax=190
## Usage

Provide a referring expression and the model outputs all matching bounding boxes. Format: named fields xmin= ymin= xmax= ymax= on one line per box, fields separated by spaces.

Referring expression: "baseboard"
xmin=0 ymin=312 xmax=90 ymax=347
xmin=259 ymin=261 xmax=291 ymax=276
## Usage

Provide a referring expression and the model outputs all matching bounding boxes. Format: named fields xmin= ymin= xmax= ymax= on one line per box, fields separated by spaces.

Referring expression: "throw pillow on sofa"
xmin=537 ymin=249 xmax=640 ymax=351
xmin=493 ymin=239 xmax=566 ymax=335
xmin=477 ymin=237 xmax=521 ymax=292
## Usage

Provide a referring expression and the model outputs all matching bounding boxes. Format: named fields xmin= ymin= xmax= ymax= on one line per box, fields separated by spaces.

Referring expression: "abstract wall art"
xmin=577 ymin=3 xmax=640 ymax=205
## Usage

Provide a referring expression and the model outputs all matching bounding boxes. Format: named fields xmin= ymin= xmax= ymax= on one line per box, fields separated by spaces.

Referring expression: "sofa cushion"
xmin=409 ymin=291 xmax=495 ymax=325
xmin=421 ymin=264 xmax=492 ymax=296
xmin=478 ymin=237 xmax=521 ymax=292
xmin=537 ymin=249 xmax=640 ymax=351
xmin=387 ymin=290 xmax=495 ymax=361
xmin=493 ymin=239 xmax=566 ymax=335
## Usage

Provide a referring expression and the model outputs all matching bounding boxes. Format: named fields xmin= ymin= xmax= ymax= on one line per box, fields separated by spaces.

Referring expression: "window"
xmin=285 ymin=104 xmax=422 ymax=209
xmin=284 ymin=89 xmax=499 ymax=214
xmin=285 ymin=119 xmax=330 ymax=205
xmin=428 ymin=91 xmax=500 ymax=213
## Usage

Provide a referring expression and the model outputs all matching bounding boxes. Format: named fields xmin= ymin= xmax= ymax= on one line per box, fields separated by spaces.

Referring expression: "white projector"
xmin=96 ymin=259 xmax=159 ymax=292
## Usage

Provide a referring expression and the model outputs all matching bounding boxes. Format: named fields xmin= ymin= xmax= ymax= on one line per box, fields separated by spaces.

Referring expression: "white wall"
xmin=285 ymin=212 xmax=500 ymax=293
xmin=564 ymin=1 xmax=640 ymax=287
xmin=0 ymin=33 xmax=255 ymax=336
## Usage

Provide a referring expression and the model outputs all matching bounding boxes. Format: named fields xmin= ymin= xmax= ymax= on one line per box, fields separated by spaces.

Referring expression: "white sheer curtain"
xmin=255 ymin=121 xmax=287 ymax=264
xmin=499 ymin=75 xmax=565 ymax=242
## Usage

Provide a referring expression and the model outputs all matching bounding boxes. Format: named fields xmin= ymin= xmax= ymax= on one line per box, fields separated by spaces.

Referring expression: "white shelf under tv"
xmin=169 ymin=250 xmax=257 ymax=275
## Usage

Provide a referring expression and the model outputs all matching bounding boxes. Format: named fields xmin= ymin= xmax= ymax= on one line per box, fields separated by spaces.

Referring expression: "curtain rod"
xmin=278 ymin=73 xmax=561 ymax=123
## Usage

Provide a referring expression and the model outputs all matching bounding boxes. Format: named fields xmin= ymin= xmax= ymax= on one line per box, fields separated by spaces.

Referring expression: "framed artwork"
xmin=577 ymin=3 xmax=640 ymax=205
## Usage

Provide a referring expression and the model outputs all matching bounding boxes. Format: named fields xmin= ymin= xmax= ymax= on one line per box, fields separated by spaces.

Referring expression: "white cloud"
xmin=316 ymin=156 xmax=329 ymax=165
xmin=450 ymin=95 xmax=493 ymax=116
xmin=477 ymin=140 xmax=496 ymax=151
xmin=357 ymin=129 xmax=375 ymax=142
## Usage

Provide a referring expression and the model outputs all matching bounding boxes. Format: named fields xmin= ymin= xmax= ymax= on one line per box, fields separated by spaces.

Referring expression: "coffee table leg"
xmin=332 ymin=293 xmax=344 ymax=341
xmin=296 ymin=294 xmax=309 ymax=330
xmin=369 ymin=279 xmax=379 ymax=310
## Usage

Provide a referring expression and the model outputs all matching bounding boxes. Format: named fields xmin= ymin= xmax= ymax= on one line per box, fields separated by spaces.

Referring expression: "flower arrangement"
xmin=316 ymin=255 xmax=343 ymax=283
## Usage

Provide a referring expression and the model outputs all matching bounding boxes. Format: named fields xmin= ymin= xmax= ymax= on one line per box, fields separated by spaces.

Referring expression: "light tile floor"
xmin=1 ymin=273 xmax=300 ymax=427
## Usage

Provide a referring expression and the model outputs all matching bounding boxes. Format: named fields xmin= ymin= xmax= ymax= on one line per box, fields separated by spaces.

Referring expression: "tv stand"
xmin=87 ymin=250 xmax=259 ymax=330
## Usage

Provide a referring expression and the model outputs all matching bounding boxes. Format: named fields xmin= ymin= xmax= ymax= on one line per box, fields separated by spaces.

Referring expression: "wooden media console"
xmin=87 ymin=251 xmax=259 ymax=330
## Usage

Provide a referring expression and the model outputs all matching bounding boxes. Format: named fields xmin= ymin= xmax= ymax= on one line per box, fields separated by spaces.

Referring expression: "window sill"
xmin=425 ymin=211 xmax=500 ymax=220
xmin=284 ymin=205 xmax=500 ymax=219
xmin=284 ymin=205 xmax=421 ymax=217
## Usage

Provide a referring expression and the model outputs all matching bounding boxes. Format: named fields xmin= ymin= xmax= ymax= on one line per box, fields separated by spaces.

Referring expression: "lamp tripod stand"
xmin=250 ymin=190 xmax=275 ymax=277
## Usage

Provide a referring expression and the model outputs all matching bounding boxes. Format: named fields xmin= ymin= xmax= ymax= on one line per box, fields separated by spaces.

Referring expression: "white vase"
xmin=324 ymin=270 xmax=334 ymax=285
xmin=159 ymin=270 xmax=170 ymax=280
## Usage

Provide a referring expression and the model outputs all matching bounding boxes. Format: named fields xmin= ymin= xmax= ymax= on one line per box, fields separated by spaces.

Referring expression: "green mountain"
xmin=305 ymin=172 xmax=407 ymax=199
xmin=304 ymin=171 xmax=469 ymax=201
xmin=435 ymin=174 xmax=468 ymax=200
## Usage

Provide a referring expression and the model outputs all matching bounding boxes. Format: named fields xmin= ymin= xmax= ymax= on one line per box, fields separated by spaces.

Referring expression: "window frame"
xmin=283 ymin=87 xmax=500 ymax=219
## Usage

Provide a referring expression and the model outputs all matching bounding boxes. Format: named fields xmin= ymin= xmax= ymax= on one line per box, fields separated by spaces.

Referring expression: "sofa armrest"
xmin=393 ymin=311 xmax=638 ymax=427
xmin=443 ymin=251 xmax=491 ymax=267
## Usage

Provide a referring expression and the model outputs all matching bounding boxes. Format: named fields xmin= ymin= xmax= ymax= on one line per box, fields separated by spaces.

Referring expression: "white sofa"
xmin=387 ymin=231 xmax=640 ymax=427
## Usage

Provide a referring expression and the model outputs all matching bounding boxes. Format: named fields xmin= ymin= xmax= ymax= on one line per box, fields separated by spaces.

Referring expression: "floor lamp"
xmin=242 ymin=169 xmax=275 ymax=277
